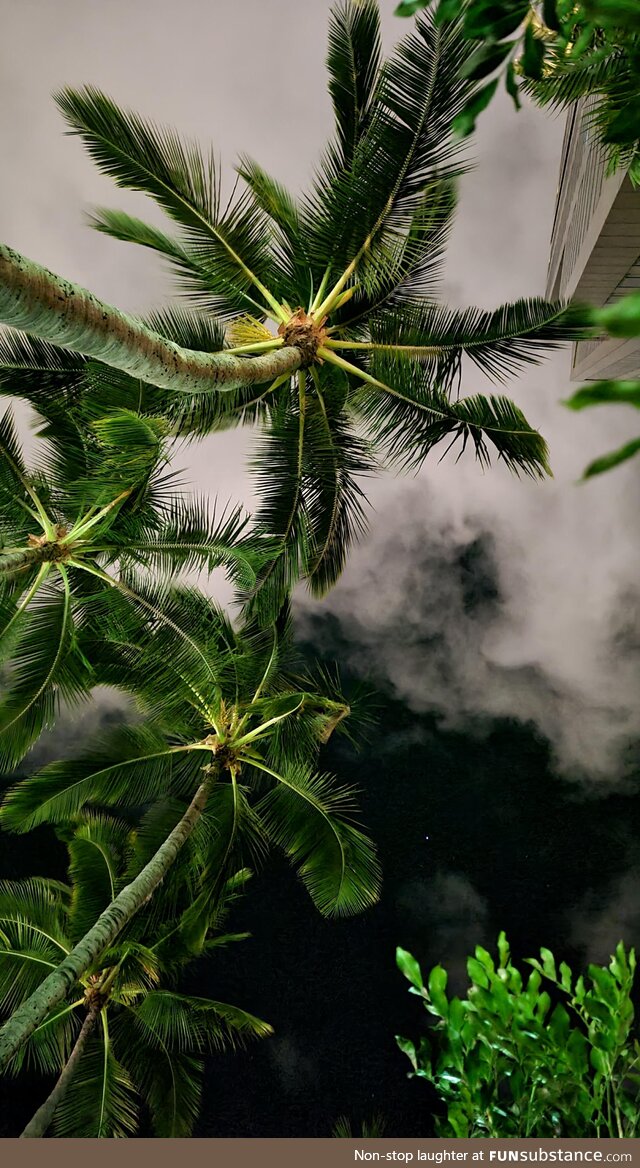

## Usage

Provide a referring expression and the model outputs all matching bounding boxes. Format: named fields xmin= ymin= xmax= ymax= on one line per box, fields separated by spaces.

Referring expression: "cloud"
xmin=296 ymin=448 xmax=640 ymax=781
xmin=396 ymin=872 xmax=489 ymax=991
xmin=571 ymin=868 xmax=640 ymax=964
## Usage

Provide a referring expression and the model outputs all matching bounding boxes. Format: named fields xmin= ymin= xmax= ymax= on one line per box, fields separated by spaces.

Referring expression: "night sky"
xmin=1 ymin=547 xmax=639 ymax=1137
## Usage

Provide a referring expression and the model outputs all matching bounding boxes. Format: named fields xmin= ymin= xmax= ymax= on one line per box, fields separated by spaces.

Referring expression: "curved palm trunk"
xmin=0 ymin=771 xmax=213 ymax=1072
xmin=0 ymin=548 xmax=43 ymax=574
xmin=0 ymin=244 xmax=301 ymax=393
xmin=20 ymin=1004 xmax=100 ymax=1138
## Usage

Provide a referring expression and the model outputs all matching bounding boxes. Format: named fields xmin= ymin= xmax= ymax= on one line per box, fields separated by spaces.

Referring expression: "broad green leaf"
xmin=542 ymin=0 xmax=560 ymax=30
xmin=396 ymin=1034 xmax=418 ymax=1070
xmin=459 ymin=40 xmax=516 ymax=83
xmin=565 ymin=381 xmax=640 ymax=410
xmin=505 ymin=62 xmax=522 ymax=110
xmin=464 ymin=0 xmax=529 ymax=39
xmin=394 ymin=0 xmax=429 ymax=14
xmin=428 ymin=964 xmax=449 ymax=1017
xmin=435 ymin=0 xmax=463 ymax=22
xmin=582 ymin=437 xmax=640 ymax=479
xmin=467 ymin=956 xmax=491 ymax=989
xmin=539 ymin=947 xmax=556 ymax=981
xmin=521 ymin=24 xmax=546 ymax=81
xmin=452 ymin=78 xmax=500 ymax=137
xmin=594 ymin=292 xmax=640 ymax=337
xmin=584 ymin=0 xmax=640 ymax=30
xmin=397 ymin=947 xmax=424 ymax=990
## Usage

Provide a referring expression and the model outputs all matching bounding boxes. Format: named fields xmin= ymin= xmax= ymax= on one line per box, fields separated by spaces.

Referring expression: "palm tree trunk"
xmin=0 ymin=771 xmax=214 ymax=1072
xmin=0 ymin=548 xmax=43 ymax=574
xmin=0 ymin=244 xmax=301 ymax=393
xmin=20 ymin=1004 xmax=100 ymax=1138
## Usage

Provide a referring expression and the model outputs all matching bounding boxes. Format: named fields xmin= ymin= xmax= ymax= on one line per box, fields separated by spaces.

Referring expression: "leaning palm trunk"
xmin=0 ymin=244 xmax=302 ymax=393
xmin=0 ymin=772 xmax=214 ymax=1072
xmin=20 ymin=1004 xmax=100 ymax=1138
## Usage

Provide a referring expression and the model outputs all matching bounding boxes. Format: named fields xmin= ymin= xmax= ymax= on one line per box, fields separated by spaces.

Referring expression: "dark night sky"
xmin=2 ymin=545 xmax=639 ymax=1138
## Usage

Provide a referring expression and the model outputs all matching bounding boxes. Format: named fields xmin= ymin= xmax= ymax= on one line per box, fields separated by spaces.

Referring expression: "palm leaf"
xmin=56 ymin=86 xmax=282 ymax=319
xmin=304 ymin=370 xmax=372 ymax=595
xmin=236 ymin=157 xmax=309 ymax=306
xmin=67 ymin=815 xmax=135 ymax=944
xmin=367 ymin=298 xmax=595 ymax=382
xmin=113 ymin=1011 xmax=202 ymax=1138
xmin=0 ymin=572 xmax=92 ymax=770
xmin=109 ymin=495 xmax=271 ymax=591
xmin=326 ymin=0 xmax=382 ymax=172
xmin=358 ymin=354 xmax=551 ymax=477
xmin=132 ymin=989 xmax=272 ymax=1053
xmin=303 ymin=9 xmax=475 ymax=282
xmin=52 ymin=1025 xmax=139 ymax=1138
xmin=0 ymin=330 xmax=86 ymax=410
xmin=251 ymin=758 xmax=381 ymax=917
xmin=0 ymin=723 xmax=202 ymax=832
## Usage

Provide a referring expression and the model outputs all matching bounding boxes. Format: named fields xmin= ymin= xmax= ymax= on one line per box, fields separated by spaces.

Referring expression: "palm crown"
xmin=0 ymin=379 xmax=275 ymax=768
xmin=0 ymin=0 xmax=592 ymax=621
xmin=0 ymin=816 xmax=271 ymax=1137
xmin=2 ymin=596 xmax=381 ymax=923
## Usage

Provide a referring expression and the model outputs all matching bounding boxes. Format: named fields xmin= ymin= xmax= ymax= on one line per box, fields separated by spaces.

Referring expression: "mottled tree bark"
xmin=20 ymin=1004 xmax=100 ymax=1138
xmin=0 ymin=244 xmax=301 ymax=393
xmin=0 ymin=772 xmax=213 ymax=1072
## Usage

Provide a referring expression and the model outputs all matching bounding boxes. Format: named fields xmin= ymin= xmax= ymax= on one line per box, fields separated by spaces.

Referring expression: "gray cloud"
xmin=396 ymin=872 xmax=489 ymax=992
xmin=571 ymin=868 xmax=640 ymax=965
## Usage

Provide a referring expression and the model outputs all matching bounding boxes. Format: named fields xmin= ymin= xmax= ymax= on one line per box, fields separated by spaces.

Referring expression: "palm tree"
xmin=0 ymin=0 xmax=593 ymax=616
xmin=0 ymin=388 xmax=273 ymax=768
xmin=0 ymin=816 xmax=271 ymax=1137
xmin=0 ymin=597 xmax=380 ymax=1070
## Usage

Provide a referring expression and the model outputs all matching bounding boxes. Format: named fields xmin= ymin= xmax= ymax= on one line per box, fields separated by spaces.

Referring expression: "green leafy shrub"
xmin=396 ymin=934 xmax=640 ymax=1137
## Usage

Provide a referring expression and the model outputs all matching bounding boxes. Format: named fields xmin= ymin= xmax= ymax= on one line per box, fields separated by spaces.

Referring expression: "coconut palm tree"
xmin=0 ymin=390 xmax=274 ymax=768
xmin=0 ymin=816 xmax=271 ymax=1137
xmin=0 ymin=596 xmax=380 ymax=1070
xmin=0 ymin=0 xmax=593 ymax=617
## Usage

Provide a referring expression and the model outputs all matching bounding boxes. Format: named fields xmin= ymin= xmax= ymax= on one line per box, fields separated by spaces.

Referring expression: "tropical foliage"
xmin=0 ymin=600 xmax=380 ymax=1074
xmin=0 ymin=383 xmax=270 ymax=769
xmin=396 ymin=935 xmax=640 ymax=1137
xmin=564 ymin=291 xmax=640 ymax=477
xmin=0 ymin=817 xmax=270 ymax=1137
xmin=0 ymin=0 xmax=598 ymax=1133
xmin=0 ymin=2 xmax=592 ymax=619
xmin=395 ymin=0 xmax=640 ymax=179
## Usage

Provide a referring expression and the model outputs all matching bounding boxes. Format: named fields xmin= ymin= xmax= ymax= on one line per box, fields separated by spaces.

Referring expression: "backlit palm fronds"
xmin=0 ymin=818 xmax=270 ymax=1137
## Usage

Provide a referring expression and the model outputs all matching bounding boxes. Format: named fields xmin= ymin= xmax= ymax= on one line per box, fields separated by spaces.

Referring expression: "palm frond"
xmin=0 ymin=723 xmax=202 ymax=832
xmin=358 ymin=354 xmax=550 ymax=477
xmin=304 ymin=370 xmax=373 ymax=595
xmin=252 ymin=759 xmax=381 ymax=917
xmin=110 ymin=495 xmax=273 ymax=591
xmin=113 ymin=1012 xmax=203 ymax=1138
xmin=326 ymin=0 xmax=382 ymax=173
xmin=52 ymin=1029 xmax=139 ymax=1138
xmin=237 ymin=157 xmax=311 ymax=305
xmin=367 ymin=298 xmax=595 ymax=382
xmin=303 ymin=9 xmax=475 ymax=282
xmin=0 ymin=330 xmax=86 ymax=412
xmin=0 ymin=573 xmax=92 ymax=770
xmin=67 ymin=815 xmax=135 ymax=944
xmin=132 ymin=989 xmax=272 ymax=1053
xmin=7 ymin=1001 xmax=81 ymax=1078
xmin=56 ymin=86 xmax=282 ymax=319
